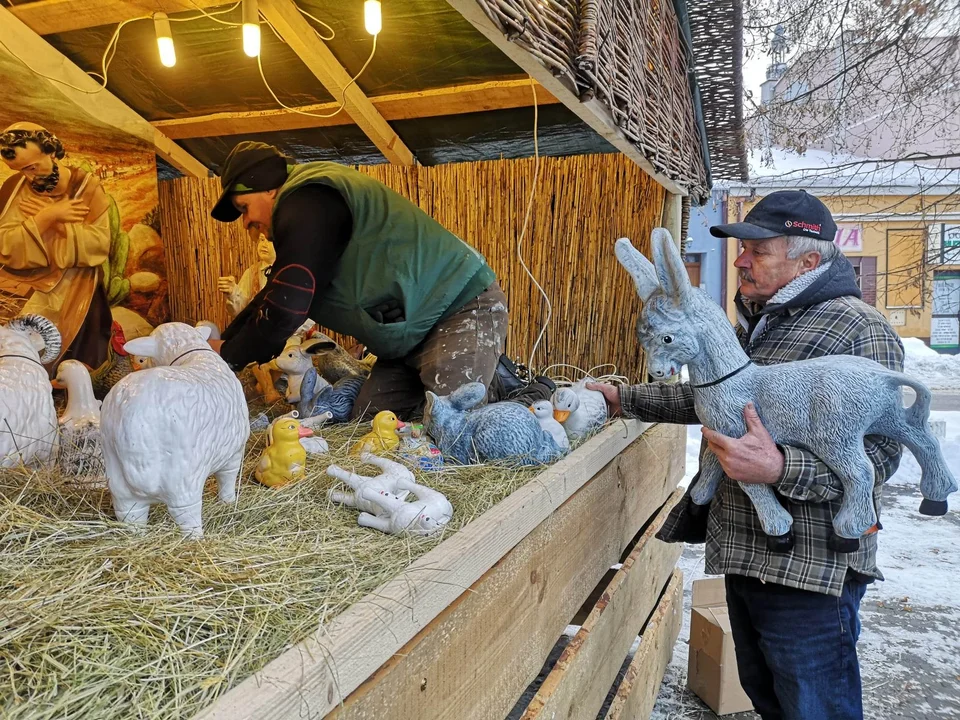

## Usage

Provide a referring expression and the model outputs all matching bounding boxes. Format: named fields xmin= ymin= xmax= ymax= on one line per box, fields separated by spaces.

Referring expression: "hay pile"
xmin=0 ymin=419 xmax=540 ymax=720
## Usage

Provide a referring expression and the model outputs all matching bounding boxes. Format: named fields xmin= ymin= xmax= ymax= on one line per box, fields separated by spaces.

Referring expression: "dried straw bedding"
xmin=1 ymin=412 xmax=549 ymax=720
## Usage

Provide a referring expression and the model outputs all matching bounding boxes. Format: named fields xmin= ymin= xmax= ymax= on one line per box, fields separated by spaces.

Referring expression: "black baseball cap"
xmin=710 ymin=190 xmax=837 ymax=243
xmin=210 ymin=141 xmax=290 ymax=222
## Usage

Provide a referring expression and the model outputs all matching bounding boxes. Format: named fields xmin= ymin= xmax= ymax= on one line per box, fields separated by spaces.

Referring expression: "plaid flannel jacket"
xmin=620 ymin=295 xmax=905 ymax=597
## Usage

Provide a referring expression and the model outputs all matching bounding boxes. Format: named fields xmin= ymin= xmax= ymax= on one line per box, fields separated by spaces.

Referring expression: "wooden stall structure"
xmin=1 ymin=1 xmax=745 ymax=718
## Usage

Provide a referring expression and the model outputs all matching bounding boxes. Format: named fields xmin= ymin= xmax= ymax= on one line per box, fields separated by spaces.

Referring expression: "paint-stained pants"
xmin=350 ymin=281 xmax=508 ymax=421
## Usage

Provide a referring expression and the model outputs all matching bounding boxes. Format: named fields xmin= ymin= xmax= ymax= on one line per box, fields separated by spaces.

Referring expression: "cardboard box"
xmin=686 ymin=578 xmax=754 ymax=715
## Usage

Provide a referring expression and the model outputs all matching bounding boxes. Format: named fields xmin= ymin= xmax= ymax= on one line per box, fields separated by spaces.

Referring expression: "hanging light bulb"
xmin=242 ymin=0 xmax=260 ymax=58
xmin=153 ymin=12 xmax=176 ymax=68
xmin=364 ymin=0 xmax=382 ymax=36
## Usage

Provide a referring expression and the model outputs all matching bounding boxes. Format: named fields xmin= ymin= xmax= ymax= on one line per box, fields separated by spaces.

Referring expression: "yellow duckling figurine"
xmin=255 ymin=417 xmax=314 ymax=488
xmin=350 ymin=410 xmax=405 ymax=455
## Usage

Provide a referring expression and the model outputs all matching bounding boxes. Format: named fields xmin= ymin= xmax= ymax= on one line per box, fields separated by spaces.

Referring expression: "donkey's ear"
xmin=614 ymin=237 xmax=659 ymax=301
xmin=651 ymin=228 xmax=691 ymax=300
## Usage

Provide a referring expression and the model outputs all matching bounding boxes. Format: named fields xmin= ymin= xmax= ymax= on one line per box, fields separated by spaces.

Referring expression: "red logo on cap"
xmin=785 ymin=220 xmax=821 ymax=233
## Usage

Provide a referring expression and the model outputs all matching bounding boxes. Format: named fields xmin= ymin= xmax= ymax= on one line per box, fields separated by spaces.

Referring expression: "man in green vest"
xmin=208 ymin=141 xmax=551 ymax=419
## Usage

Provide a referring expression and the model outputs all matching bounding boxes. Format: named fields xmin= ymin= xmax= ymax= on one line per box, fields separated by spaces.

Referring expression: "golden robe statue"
xmin=0 ymin=164 xmax=111 ymax=371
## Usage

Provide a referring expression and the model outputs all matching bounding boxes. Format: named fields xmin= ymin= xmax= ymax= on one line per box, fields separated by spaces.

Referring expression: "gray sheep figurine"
xmin=424 ymin=382 xmax=565 ymax=466
xmin=615 ymin=228 xmax=957 ymax=553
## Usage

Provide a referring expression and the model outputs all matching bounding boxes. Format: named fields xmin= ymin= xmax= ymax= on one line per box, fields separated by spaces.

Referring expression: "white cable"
xmin=517 ymin=77 xmax=552 ymax=375
xmin=257 ymin=27 xmax=377 ymax=120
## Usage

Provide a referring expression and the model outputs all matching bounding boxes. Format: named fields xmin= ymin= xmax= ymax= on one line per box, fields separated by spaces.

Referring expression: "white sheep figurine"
xmin=100 ymin=322 xmax=250 ymax=537
xmin=0 ymin=315 xmax=61 ymax=467
xmin=326 ymin=452 xmax=413 ymax=514
xmin=54 ymin=359 xmax=106 ymax=485
xmin=615 ymin=228 xmax=958 ymax=552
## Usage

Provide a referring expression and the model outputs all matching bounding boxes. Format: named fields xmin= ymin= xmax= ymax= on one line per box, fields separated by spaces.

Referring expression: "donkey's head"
xmin=615 ymin=228 xmax=720 ymax=380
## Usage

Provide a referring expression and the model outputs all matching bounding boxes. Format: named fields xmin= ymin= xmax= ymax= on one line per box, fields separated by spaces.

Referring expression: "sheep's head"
xmin=615 ymin=230 xmax=718 ymax=381
xmin=1 ymin=314 xmax=62 ymax=364
xmin=122 ymin=322 xmax=213 ymax=367
xmin=195 ymin=320 xmax=221 ymax=340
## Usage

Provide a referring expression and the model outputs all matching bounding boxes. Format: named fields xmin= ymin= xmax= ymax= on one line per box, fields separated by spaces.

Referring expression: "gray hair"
xmin=785 ymin=234 xmax=839 ymax=262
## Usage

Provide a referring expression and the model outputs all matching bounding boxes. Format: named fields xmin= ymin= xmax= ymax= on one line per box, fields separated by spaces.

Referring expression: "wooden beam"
xmin=520 ymin=489 xmax=684 ymax=720
xmin=8 ymin=0 xmax=227 ymax=37
xmin=605 ymin=570 xmax=685 ymax=720
xmin=662 ymin=192 xmax=684 ymax=246
xmin=192 ymin=421 xmax=683 ymax=720
xmin=445 ymin=0 xmax=688 ymax=197
xmin=153 ymin=129 xmax=210 ymax=179
xmin=258 ymin=0 xmax=414 ymax=166
xmin=0 ymin=6 xmax=208 ymax=177
xmin=151 ymin=79 xmax=559 ymax=139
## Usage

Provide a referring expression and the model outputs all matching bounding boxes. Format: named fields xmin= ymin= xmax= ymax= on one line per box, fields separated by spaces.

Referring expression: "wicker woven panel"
xmin=687 ymin=0 xmax=748 ymax=181
xmin=474 ymin=0 xmax=581 ymax=85
xmin=475 ymin=0 xmax=711 ymax=202
xmin=159 ymin=153 xmax=662 ymax=382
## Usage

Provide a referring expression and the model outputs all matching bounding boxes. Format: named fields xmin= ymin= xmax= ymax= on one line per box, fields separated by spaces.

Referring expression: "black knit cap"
xmin=710 ymin=190 xmax=838 ymax=244
xmin=210 ymin=141 xmax=290 ymax=222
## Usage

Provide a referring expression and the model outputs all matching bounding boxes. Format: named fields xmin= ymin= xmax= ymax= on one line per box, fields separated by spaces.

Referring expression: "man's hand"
xmin=701 ymin=403 xmax=784 ymax=485
xmin=45 ymin=198 xmax=89 ymax=224
xmin=19 ymin=195 xmax=50 ymax=217
xmin=218 ymin=276 xmax=238 ymax=294
xmin=367 ymin=299 xmax=404 ymax=324
xmin=586 ymin=382 xmax=622 ymax=417
xmin=208 ymin=338 xmax=224 ymax=354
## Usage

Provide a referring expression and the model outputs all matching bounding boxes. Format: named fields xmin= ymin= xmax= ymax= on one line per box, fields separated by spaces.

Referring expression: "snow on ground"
xmin=651 ymin=414 xmax=960 ymax=720
xmin=902 ymin=337 xmax=960 ymax=391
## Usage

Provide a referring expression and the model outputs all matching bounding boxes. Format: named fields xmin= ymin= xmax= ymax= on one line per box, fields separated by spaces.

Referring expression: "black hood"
xmin=736 ymin=253 xmax=863 ymax=322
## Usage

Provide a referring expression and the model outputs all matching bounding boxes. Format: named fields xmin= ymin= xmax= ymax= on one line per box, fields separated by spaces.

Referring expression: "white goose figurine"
xmin=530 ymin=400 xmax=570 ymax=453
xmin=552 ymin=378 xmax=608 ymax=442
xmin=53 ymin=359 xmax=106 ymax=484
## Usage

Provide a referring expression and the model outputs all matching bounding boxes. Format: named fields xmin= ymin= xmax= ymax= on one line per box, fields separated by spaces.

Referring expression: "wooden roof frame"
xmin=0 ymin=5 xmax=209 ymax=178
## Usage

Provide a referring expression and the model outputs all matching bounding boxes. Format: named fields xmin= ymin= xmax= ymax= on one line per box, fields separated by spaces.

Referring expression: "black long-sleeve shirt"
xmin=220 ymin=184 xmax=352 ymax=369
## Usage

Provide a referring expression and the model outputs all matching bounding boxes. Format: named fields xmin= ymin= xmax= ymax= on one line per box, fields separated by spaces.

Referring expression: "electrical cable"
xmin=516 ymin=77 xmax=552 ymax=375
xmin=256 ymin=24 xmax=377 ymax=120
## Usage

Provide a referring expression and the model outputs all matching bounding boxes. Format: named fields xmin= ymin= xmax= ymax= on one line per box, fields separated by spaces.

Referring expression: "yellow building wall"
xmin=724 ymin=192 xmax=960 ymax=340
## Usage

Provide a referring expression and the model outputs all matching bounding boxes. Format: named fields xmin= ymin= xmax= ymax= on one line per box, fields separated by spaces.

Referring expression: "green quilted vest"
xmin=274 ymin=163 xmax=495 ymax=359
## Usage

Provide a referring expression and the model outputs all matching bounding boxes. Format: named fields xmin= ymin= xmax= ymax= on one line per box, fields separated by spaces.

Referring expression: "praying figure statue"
xmin=218 ymin=234 xmax=276 ymax=319
xmin=0 ymin=122 xmax=112 ymax=374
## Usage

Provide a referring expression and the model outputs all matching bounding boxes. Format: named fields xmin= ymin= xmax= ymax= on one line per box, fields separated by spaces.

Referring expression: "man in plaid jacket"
xmin=592 ymin=191 xmax=903 ymax=720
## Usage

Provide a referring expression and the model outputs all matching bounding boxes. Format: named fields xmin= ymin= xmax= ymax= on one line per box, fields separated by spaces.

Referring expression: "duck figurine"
xmin=255 ymin=417 xmax=314 ymax=488
xmin=350 ymin=410 xmax=405 ymax=456
xmin=552 ymin=378 xmax=608 ymax=442
xmin=52 ymin=359 xmax=106 ymax=484
xmin=530 ymin=400 xmax=570 ymax=453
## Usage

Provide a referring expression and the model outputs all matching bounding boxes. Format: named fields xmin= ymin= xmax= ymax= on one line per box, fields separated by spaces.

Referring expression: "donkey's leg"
xmin=815 ymin=442 xmax=877 ymax=552
xmin=739 ymin=482 xmax=796 ymax=552
xmin=891 ymin=421 xmax=957 ymax=514
xmin=690 ymin=449 xmax=724 ymax=506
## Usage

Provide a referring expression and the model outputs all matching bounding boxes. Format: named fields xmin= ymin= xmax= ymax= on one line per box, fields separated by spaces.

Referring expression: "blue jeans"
xmin=724 ymin=574 xmax=868 ymax=720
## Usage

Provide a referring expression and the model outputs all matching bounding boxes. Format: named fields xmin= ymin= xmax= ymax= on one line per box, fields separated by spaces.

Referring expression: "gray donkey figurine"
xmin=615 ymin=228 xmax=956 ymax=553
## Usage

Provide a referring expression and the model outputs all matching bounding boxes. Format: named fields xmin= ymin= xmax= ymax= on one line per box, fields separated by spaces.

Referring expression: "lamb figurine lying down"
xmin=615 ymin=228 xmax=957 ymax=553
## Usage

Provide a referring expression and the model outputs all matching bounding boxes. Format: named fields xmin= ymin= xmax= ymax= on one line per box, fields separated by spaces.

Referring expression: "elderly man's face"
xmin=734 ymin=237 xmax=819 ymax=304
xmin=2 ymin=142 xmax=59 ymax=193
